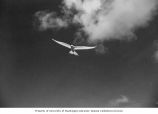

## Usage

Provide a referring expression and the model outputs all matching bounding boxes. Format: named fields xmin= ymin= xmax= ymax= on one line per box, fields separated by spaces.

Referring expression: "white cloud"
xmin=35 ymin=0 xmax=158 ymax=44
xmin=153 ymin=41 xmax=158 ymax=62
xmin=108 ymin=95 xmax=143 ymax=107
xmin=63 ymin=0 xmax=158 ymax=43
xmin=155 ymin=52 xmax=158 ymax=62
xmin=35 ymin=11 xmax=68 ymax=31
xmin=109 ymin=95 xmax=129 ymax=107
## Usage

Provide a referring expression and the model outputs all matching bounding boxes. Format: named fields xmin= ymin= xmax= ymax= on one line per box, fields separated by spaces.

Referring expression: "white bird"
xmin=52 ymin=38 xmax=96 ymax=56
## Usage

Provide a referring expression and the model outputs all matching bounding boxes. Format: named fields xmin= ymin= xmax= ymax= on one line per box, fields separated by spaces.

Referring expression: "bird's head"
xmin=70 ymin=45 xmax=74 ymax=47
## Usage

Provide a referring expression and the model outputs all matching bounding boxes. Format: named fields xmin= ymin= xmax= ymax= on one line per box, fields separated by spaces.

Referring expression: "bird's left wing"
xmin=74 ymin=46 xmax=96 ymax=50
xmin=52 ymin=38 xmax=71 ymax=49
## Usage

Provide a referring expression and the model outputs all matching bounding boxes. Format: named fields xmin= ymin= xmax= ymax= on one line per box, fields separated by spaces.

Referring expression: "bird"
xmin=52 ymin=38 xmax=96 ymax=56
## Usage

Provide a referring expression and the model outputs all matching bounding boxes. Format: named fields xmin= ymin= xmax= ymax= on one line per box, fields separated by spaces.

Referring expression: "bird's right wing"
xmin=52 ymin=38 xmax=71 ymax=49
xmin=74 ymin=46 xmax=96 ymax=50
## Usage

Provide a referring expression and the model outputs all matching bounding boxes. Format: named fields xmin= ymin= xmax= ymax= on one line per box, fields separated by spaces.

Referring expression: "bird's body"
xmin=69 ymin=45 xmax=79 ymax=56
xmin=52 ymin=38 xmax=96 ymax=56
xmin=70 ymin=45 xmax=75 ymax=52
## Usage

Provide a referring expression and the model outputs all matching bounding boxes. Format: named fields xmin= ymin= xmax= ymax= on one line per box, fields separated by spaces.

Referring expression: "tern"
xmin=52 ymin=38 xmax=96 ymax=56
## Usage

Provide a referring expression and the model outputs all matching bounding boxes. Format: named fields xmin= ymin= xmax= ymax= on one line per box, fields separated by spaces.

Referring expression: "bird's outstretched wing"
xmin=74 ymin=46 xmax=96 ymax=50
xmin=52 ymin=38 xmax=71 ymax=49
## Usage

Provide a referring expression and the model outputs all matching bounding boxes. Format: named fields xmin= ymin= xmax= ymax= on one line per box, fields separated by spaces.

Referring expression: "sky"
xmin=0 ymin=0 xmax=158 ymax=107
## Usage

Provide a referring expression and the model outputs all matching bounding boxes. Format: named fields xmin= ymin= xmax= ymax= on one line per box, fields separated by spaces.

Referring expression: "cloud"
xmin=95 ymin=43 xmax=108 ymax=54
xmin=35 ymin=0 xmax=158 ymax=43
xmin=108 ymin=95 xmax=143 ymax=107
xmin=109 ymin=95 xmax=129 ymax=107
xmin=63 ymin=0 xmax=158 ymax=42
xmin=155 ymin=52 xmax=158 ymax=62
xmin=35 ymin=11 xmax=68 ymax=31
xmin=153 ymin=40 xmax=158 ymax=62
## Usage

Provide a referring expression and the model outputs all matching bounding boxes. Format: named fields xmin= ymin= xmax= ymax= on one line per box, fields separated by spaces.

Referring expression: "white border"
xmin=0 ymin=108 xmax=158 ymax=114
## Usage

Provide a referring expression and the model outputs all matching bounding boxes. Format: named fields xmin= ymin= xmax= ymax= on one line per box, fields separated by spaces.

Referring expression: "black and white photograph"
xmin=0 ymin=0 xmax=158 ymax=108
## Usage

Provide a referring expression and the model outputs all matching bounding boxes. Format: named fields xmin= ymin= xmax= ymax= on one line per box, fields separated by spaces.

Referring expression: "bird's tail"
xmin=69 ymin=50 xmax=73 ymax=55
xmin=69 ymin=51 xmax=79 ymax=56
